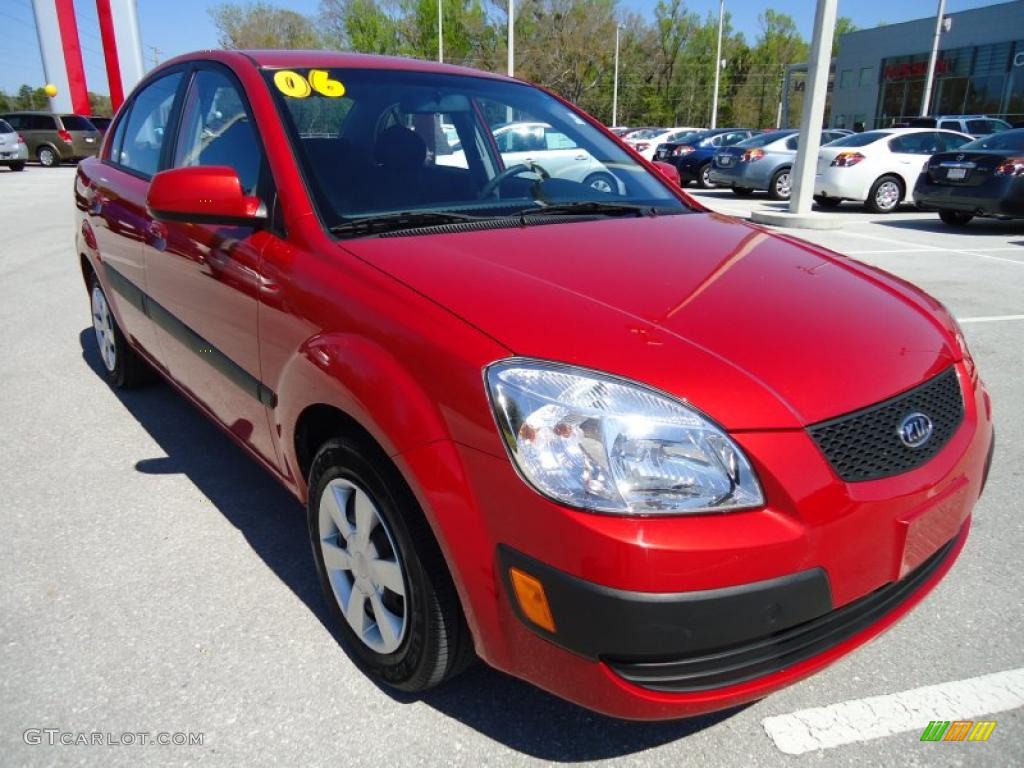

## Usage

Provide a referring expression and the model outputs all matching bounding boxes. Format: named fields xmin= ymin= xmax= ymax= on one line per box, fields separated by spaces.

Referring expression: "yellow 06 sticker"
xmin=273 ymin=69 xmax=345 ymax=99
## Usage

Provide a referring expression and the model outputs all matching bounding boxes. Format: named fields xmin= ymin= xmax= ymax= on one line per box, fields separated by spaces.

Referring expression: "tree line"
xmin=0 ymin=85 xmax=113 ymax=116
xmin=211 ymin=0 xmax=858 ymax=129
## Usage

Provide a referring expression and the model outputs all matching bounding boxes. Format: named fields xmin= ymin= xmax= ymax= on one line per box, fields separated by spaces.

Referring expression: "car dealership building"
xmin=829 ymin=0 xmax=1024 ymax=129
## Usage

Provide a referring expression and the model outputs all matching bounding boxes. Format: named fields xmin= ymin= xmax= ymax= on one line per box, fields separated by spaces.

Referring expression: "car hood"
xmin=343 ymin=212 xmax=958 ymax=430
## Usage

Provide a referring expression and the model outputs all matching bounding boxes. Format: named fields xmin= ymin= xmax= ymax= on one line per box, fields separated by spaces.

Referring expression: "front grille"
xmin=606 ymin=533 xmax=958 ymax=692
xmin=808 ymin=367 xmax=964 ymax=482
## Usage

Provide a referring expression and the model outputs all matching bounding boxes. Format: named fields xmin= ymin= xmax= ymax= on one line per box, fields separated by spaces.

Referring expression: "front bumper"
xmin=395 ymin=367 xmax=993 ymax=720
xmin=914 ymin=177 xmax=1024 ymax=218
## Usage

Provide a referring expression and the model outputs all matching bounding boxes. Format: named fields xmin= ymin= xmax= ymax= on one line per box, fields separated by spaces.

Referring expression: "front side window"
xmin=117 ymin=72 xmax=182 ymax=177
xmin=268 ymin=68 xmax=686 ymax=230
xmin=966 ymin=119 xmax=1010 ymax=135
xmin=173 ymin=68 xmax=262 ymax=194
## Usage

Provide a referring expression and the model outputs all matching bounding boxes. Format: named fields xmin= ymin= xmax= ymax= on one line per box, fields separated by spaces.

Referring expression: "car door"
xmin=886 ymin=132 xmax=938 ymax=191
xmin=540 ymin=127 xmax=595 ymax=181
xmin=142 ymin=63 xmax=279 ymax=464
xmin=84 ymin=70 xmax=186 ymax=368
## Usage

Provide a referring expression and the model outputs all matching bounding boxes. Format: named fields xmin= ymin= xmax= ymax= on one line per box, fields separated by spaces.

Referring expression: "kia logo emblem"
xmin=899 ymin=412 xmax=934 ymax=449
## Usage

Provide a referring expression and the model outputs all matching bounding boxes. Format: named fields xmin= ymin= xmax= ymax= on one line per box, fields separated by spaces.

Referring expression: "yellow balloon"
xmin=43 ymin=83 xmax=58 ymax=97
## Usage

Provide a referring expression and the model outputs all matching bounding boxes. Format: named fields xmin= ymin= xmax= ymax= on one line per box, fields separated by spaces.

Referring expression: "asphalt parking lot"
xmin=1 ymin=166 xmax=1021 ymax=767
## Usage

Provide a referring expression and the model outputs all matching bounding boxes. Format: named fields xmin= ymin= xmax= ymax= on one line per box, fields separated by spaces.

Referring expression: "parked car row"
xmin=0 ymin=111 xmax=108 ymax=168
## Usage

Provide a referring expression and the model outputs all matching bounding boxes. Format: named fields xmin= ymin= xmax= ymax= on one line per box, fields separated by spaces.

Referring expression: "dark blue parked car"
xmin=653 ymin=128 xmax=758 ymax=187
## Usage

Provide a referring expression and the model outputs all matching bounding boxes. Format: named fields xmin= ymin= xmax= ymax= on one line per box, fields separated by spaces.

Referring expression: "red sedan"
xmin=74 ymin=50 xmax=994 ymax=720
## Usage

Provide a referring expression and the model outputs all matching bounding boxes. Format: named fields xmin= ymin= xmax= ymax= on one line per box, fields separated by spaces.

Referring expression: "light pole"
xmin=710 ymin=0 xmax=724 ymax=129
xmin=437 ymin=0 xmax=443 ymax=63
xmin=920 ymin=0 xmax=948 ymax=116
xmin=612 ymin=25 xmax=620 ymax=127
xmin=507 ymin=1 xmax=515 ymax=77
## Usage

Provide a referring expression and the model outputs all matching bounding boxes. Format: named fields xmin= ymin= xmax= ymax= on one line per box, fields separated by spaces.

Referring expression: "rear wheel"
xmin=732 ymin=186 xmax=754 ymax=197
xmin=768 ymin=168 xmax=792 ymax=200
xmin=696 ymin=162 xmax=714 ymax=189
xmin=308 ymin=437 xmax=474 ymax=692
xmin=813 ymin=195 xmax=842 ymax=209
xmin=37 ymin=146 xmax=59 ymax=167
xmin=866 ymin=175 xmax=903 ymax=213
xmin=9 ymin=161 xmax=25 ymax=172
xmin=938 ymin=209 xmax=974 ymax=226
xmin=89 ymin=273 xmax=150 ymax=388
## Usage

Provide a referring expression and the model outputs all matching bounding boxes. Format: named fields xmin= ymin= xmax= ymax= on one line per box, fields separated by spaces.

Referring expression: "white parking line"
xmin=761 ymin=667 xmax=1024 ymax=755
xmin=832 ymin=229 xmax=1024 ymax=265
xmin=958 ymin=314 xmax=1024 ymax=324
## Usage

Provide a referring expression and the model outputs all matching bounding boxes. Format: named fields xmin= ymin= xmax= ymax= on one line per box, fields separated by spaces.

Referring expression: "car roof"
xmin=162 ymin=49 xmax=515 ymax=83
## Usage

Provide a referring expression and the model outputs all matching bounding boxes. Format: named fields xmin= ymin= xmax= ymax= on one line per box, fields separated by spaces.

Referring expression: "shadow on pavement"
xmin=875 ymin=217 xmax=1024 ymax=237
xmin=78 ymin=328 xmax=739 ymax=760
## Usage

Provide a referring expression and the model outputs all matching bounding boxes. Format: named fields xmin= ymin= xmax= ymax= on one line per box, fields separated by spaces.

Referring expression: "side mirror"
xmin=147 ymin=166 xmax=265 ymax=225
xmin=653 ymin=160 xmax=681 ymax=186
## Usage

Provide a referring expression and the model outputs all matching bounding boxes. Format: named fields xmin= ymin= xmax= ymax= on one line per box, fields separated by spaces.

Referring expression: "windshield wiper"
xmin=330 ymin=210 xmax=485 ymax=237
xmin=516 ymin=201 xmax=661 ymax=218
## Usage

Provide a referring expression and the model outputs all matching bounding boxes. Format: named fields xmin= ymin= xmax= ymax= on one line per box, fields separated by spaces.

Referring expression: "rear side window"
xmin=938 ymin=120 xmax=960 ymax=132
xmin=117 ymin=72 xmax=182 ymax=177
xmin=0 ymin=119 xmax=13 ymax=133
xmin=966 ymin=119 xmax=1009 ymax=135
xmin=828 ymin=131 xmax=888 ymax=148
xmin=722 ymin=131 xmax=749 ymax=145
xmin=27 ymin=115 xmax=57 ymax=130
xmin=60 ymin=115 xmax=95 ymax=131
xmin=172 ymin=68 xmax=263 ymax=195
xmin=889 ymin=132 xmax=943 ymax=154
xmin=960 ymin=130 xmax=1024 ymax=151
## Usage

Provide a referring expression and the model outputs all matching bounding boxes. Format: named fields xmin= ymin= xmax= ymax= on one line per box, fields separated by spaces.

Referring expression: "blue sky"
xmin=0 ymin=0 xmax=1004 ymax=94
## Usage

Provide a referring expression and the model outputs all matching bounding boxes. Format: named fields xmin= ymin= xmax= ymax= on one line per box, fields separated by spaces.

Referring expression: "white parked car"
xmin=438 ymin=121 xmax=621 ymax=192
xmin=0 ymin=118 xmax=28 ymax=171
xmin=814 ymin=128 xmax=973 ymax=213
xmin=631 ymin=127 xmax=703 ymax=161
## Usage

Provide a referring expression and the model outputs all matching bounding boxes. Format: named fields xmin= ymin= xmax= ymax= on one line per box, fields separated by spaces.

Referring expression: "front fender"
xmin=273 ymin=332 xmax=456 ymax=490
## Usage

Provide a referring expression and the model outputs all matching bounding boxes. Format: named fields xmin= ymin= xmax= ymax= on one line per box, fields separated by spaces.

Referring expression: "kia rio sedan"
xmin=74 ymin=51 xmax=994 ymax=721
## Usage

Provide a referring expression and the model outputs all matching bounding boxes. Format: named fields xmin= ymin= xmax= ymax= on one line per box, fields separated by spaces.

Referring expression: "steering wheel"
xmin=479 ymin=162 xmax=550 ymax=199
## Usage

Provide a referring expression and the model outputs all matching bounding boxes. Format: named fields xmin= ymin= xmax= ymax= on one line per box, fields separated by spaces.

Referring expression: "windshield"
xmin=737 ymin=130 xmax=794 ymax=148
xmin=960 ymin=129 xmax=1024 ymax=151
xmin=267 ymin=68 xmax=686 ymax=231
xmin=827 ymin=131 xmax=890 ymax=148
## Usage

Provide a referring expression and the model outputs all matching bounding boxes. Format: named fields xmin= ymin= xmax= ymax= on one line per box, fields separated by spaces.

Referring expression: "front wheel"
xmin=866 ymin=175 xmax=903 ymax=213
xmin=37 ymin=146 xmax=59 ymax=167
xmin=583 ymin=171 xmax=616 ymax=194
xmin=696 ymin=162 xmax=714 ymax=189
xmin=938 ymin=209 xmax=974 ymax=227
xmin=308 ymin=437 xmax=474 ymax=692
xmin=89 ymin=274 xmax=150 ymax=388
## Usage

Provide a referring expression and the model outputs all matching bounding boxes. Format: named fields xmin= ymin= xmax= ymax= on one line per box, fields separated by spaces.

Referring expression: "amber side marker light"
xmin=509 ymin=567 xmax=556 ymax=633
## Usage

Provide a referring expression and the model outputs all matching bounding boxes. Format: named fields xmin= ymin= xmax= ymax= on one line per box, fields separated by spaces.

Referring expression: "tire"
xmin=768 ymin=167 xmax=792 ymax=200
xmin=938 ymin=209 xmax=974 ymax=227
xmin=732 ymin=186 xmax=754 ymax=197
xmin=307 ymin=437 xmax=474 ymax=692
xmin=37 ymin=146 xmax=59 ymax=167
xmin=813 ymin=195 xmax=842 ymax=209
xmin=9 ymin=161 xmax=25 ymax=172
xmin=866 ymin=175 xmax=903 ymax=214
xmin=89 ymin=272 xmax=150 ymax=388
xmin=583 ymin=171 xmax=616 ymax=194
xmin=696 ymin=162 xmax=714 ymax=189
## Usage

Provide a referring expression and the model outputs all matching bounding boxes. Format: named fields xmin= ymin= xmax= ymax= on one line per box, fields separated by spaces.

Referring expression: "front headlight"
xmin=485 ymin=360 xmax=764 ymax=515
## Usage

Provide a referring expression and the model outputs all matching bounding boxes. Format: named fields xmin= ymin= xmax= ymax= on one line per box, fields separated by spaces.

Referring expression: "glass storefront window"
xmin=965 ymin=75 xmax=1006 ymax=114
xmin=860 ymin=67 xmax=874 ymax=86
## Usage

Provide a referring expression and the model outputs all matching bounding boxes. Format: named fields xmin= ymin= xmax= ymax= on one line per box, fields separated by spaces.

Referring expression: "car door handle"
xmin=574 ymin=153 xmax=586 ymax=160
